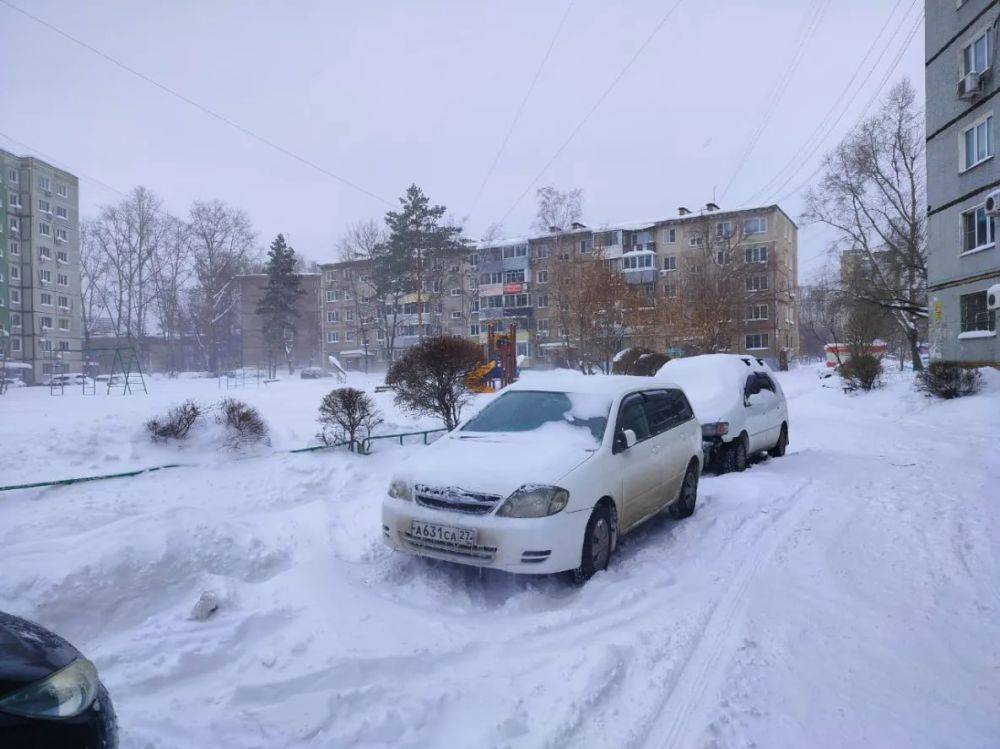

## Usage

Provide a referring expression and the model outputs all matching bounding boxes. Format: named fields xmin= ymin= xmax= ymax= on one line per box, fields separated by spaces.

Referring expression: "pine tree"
xmin=372 ymin=185 xmax=468 ymax=362
xmin=256 ymin=234 xmax=303 ymax=377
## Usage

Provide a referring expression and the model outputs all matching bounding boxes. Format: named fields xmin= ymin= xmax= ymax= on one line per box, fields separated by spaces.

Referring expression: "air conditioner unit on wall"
xmin=958 ymin=71 xmax=983 ymax=100
xmin=988 ymin=283 xmax=1000 ymax=311
xmin=984 ymin=190 xmax=1000 ymax=216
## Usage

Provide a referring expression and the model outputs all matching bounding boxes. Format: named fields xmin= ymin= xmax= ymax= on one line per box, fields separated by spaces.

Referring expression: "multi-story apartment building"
xmin=0 ymin=149 xmax=82 ymax=384
xmin=234 ymin=273 xmax=322 ymax=370
xmin=319 ymin=204 xmax=798 ymax=370
xmin=925 ymin=0 xmax=1000 ymax=364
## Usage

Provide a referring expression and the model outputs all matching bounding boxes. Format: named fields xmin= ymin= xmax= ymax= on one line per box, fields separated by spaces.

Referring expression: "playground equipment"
xmin=327 ymin=354 xmax=348 ymax=383
xmin=107 ymin=347 xmax=148 ymax=395
xmin=465 ymin=322 xmax=521 ymax=393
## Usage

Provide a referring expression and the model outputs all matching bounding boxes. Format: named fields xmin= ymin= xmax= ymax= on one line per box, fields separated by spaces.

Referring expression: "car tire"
xmin=573 ymin=503 xmax=614 ymax=583
xmin=722 ymin=435 xmax=748 ymax=473
xmin=770 ymin=424 xmax=788 ymax=457
xmin=669 ymin=461 xmax=699 ymax=519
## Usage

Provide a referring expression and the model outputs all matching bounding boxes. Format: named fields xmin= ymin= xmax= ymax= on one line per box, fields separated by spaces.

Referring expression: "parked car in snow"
xmin=657 ymin=354 xmax=788 ymax=473
xmin=382 ymin=376 xmax=703 ymax=580
xmin=299 ymin=367 xmax=332 ymax=379
xmin=0 ymin=611 xmax=117 ymax=748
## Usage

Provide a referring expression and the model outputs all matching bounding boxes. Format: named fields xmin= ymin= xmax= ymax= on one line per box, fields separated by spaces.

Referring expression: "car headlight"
xmin=387 ymin=478 xmax=412 ymax=501
xmin=0 ymin=658 xmax=99 ymax=718
xmin=496 ymin=485 xmax=569 ymax=518
xmin=701 ymin=422 xmax=729 ymax=438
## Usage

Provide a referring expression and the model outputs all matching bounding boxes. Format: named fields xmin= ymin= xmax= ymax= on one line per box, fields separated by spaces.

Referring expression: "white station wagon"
xmin=382 ymin=376 xmax=703 ymax=580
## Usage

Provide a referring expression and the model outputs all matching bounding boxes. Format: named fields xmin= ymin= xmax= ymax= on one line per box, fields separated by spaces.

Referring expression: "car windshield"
xmin=461 ymin=390 xmax=611 ymax=443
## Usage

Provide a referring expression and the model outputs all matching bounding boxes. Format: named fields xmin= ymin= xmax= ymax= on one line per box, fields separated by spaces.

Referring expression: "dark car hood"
xmin=0 ymin=612 xmax=80 ymax=697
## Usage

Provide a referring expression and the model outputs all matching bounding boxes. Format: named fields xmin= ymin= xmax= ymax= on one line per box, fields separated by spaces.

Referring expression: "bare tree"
xmin=534 ymin=186 xmax=583 ymax=233
xmin=184 ymin=200 xmax=257 ymax=372
xmin=803 ymin=78 xmax=927 ymax=370
xmin=149 ymin=217 xmax=192 ymax=374
xmin=79 ymin=218 xmax=113 ymax=346
xmin=337 ymin=219 xmax=385 ymax=368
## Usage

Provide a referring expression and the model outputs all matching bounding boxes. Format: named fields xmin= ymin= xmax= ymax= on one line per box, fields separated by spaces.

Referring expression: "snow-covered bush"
xmin=386 ymin=335 xmax=482 ymax=430
xmin=916 ymin=362 xmax=983 ymax=399
xmin=146 ymin=400 xmax=203 ymax=442
xmin=217 ymin=398 xmax=269 ymax=447
xmin=838 ymin=354 xmax=883 ymax=392
xmin=317 ymin=388 xmax=383 ymax=448
xmin=612 ymin=347 xmax=670 ymax=376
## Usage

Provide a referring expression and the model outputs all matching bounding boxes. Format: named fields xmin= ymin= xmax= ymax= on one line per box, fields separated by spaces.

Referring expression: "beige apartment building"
xmin=319 ymin=204 xmax=799 ymax=370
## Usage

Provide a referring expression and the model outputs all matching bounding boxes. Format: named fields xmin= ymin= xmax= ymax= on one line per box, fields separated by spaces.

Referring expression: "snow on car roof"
xmin=655 ymin=354 xmax=771 ymax=420
xmin=509 ymin=371 xmax=681 ymax=396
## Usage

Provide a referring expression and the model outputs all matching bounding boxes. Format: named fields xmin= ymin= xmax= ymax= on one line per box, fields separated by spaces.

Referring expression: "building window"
xmin=747 ymin=303 xmax=769 ymax=321
xmin=745 ymin=245 xmax=768 ymax=263
xmin=11 ymin=337 xmax=20 ymax=352
xmin=56 ymin=182 xmax=68 ymax=198
xmin=38 ymin=176 xmax=50 ymax=192
xmin=450 ymin=310 xmax=462 ymax=319
xmin=38 ymin=199 xmax=51 ymax=213
xmin=469 ymin=253 xmax=479 ymax=268
xmin=746 ymin=275 xmax=769 ymax=292
xmin=961 ymin=205 xmax=995 ymax=253
xmin=537 ymin=319 xmax=549 ymax=334
xmin=715 ymin=250 xmax=731 ymax=265
xmin=536 ymin=294 xmax=549 ymax=309
xmin=58 ymin=318 xmax=69 ymax=331
xmin=663 ymin=281 xmax=677 ymax=297
xmin=743 ymin=216 xmax=768 ymax=235
xmin=469 ymin=324 xmax=480 ymax=336
xmin=450 ymin=287 xmax=462 ymax=296
xmin=38 ymin=222 xmax=51 ymax=237
xmin=962 ymin=30 xmax=990 ymax=76
xmin=960 ymin=291 xmax=996 ymax=333
xmin=323 ymin=270 xmax=335 ymax=283
xmin=664 ymin=228 xmax=676 ymax=244
xmin=58 ymin=295 xmax=68 ymax=308
xmin=962 ymin=115 xmax=993 ymax=170
xmin=326 ymin=311 xmax=339 ymax=323
xmin=502 ymin=244 xmax=528 ymax=259
xmin=41 ymin=292 xmax=52 ymax=305
xmin=41 ymin=316 xmax=52 ymax=330
xmin=327 ymin=331 xmax=339 ymax=343
xmin=345 ymin=310 xmax=354 ymax=321
xmin=9 ymin=219 xmax=18 ymax=233
xmin=536 ymin=270 xmax=549 ymax=284
xmin=11 ymin=265 xmax=19 ymax=281
xmin=58 ymin=340 xmax=69 ymax=351
xmin=9 ymin=241 xmax=19 ymax=255
xmin=326 ymin=290 xmax=338 ymax=302
xmin=471 ymin=299 xmax=480 ymax=312
xmin=663 ymin=255 xmax=677 ymax=271
xmin=55 ymin=205 xmax=68 ymax=220
xmin=8 ymin=192 xmax=20 ymax=208
xmin=57 ymin=273 xmax=68 ymax=286
xmin=535 ymin=245 xmax=549 ymax=259
xmin=8 ymin=169 xmax=17 ymax=183
xmin=746 ymin=333 xmax=769 ymax=350
xmin=504 ymin=269 xmax=525 ymax=283
xmin=57 ymin=250 xmax=67 ymax=263
xmin=10 ymin=289 xmax=20 ymax=305
xmin=40 ymin=270 xmax=51 ymax=284
xmin=716 ymin=221 xmax=733 ymax=238
xmin=345 ymin=332 xmax=354 ymax=342
xmin=622 ymin=253 xmax=654 ymax=270
xmin=688 ymin=234 xmax=704 ymax=247
xmin=11 ymin=313 xmax=20 ymax=328
xmin=39 ymin=246 xmax=52 ymax=259
xmin=55 ymin=228 xmax=67 ymax=242
xmin=580 ymin=238 xmax=593 ymax=253
xmin=503 ymin=293 xmax=529 ymax=308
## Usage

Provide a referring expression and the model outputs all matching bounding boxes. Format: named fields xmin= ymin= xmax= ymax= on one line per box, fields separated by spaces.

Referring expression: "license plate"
xmin=410 ymin=520 xmax=477 ymax=547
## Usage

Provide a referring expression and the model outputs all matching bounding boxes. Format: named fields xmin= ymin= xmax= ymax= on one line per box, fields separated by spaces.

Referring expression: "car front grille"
xmin=414 ymin=484 xmax=502 ymax=515
xmin=400 ymin=531 xmax=498 ymax=562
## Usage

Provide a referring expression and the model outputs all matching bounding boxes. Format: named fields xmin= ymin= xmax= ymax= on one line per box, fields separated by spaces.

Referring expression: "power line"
xmin=466 ymin=0 xmax=575 ymax=220
xmin=741 ymin=0 xmax=920 ymax=208
xmin=0 ymin=129 xmax=128 ymax=199
xmin=493 ymin=0 xmax=686 ymax=229
xmin=770 ymin=9 xmax=924 ymax=206
xmin=0 ymin=0 xmax=392 ymax=207
xmin=717 ymin=0 xmax=831 ymax=202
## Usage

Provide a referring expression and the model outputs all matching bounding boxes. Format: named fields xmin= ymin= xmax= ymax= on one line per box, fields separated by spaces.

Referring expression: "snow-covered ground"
xmin=1 ymin=366 xmax=998 ymax=747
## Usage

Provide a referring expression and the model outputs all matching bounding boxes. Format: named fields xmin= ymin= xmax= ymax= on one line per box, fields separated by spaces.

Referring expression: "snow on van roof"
xmin=510 ymin=370 xmax=679 ymax=396
xmin=655 ymin=354 xmax=770 ymax=420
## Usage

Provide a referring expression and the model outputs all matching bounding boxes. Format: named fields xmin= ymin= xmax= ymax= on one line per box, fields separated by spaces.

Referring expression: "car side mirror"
xmin=614 ymin=428 xmax=638 ymax=453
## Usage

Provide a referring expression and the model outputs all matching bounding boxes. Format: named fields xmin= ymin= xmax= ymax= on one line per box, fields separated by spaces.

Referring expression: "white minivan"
xmin=382 ymin=376 xmax=703 ymax=580
xmin=657 ymin=354 xmax=789 ymax=473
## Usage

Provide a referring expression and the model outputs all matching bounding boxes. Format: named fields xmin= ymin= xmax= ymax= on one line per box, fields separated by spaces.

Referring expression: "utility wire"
xmin=770 ymin=9 xmax=924 ymax=206
xmin=0 ymin=0 xmax=392 ymax=207
xmin=718 ymin=0 xmax=831 ymax=202
xmin=742 ymin=0 xmax=920 ymax=208
xmin=492 ymin=0 xmax=685 ymax=229
xmin=0 ymin=129 xmax=128 ymax=199
xmin=466 ymin=0 xmax=575 ymax=220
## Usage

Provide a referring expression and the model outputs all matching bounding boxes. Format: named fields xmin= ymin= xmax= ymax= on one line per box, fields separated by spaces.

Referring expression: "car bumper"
xmin=382 ymin=497 xmax=590 ymax=574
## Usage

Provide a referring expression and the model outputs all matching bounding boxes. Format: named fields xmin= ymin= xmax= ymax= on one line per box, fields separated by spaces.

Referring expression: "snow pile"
xmin=1 ymin=367 xmax=999 ymax=747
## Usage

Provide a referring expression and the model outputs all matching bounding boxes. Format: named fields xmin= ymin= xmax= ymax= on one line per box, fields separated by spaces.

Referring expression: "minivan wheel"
xmin=669 ymin=462 xmax=699 ymax=519
xmin=770 ymin=424 xmax=788 ymax=457
xmin=573 ymin=504 xmax=613 ymax=583
xmin=720 ymin=435 xmax=748 ymax=473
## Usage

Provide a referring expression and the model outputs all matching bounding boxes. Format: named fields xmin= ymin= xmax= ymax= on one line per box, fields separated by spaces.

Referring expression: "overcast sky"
xmin=0 ymin=0 xmax=924 ymax=279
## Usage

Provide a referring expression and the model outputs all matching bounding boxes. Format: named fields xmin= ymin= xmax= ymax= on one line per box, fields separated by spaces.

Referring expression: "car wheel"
xmin=669 ymin=461 xmax=699 ymax=519
xmin=770 ymin=424 xmax=788 ymax=457
xmin=573 ymin=503 xmax=614 ymax=583
xmin=720 ymin=435 xmax=748 ymax=473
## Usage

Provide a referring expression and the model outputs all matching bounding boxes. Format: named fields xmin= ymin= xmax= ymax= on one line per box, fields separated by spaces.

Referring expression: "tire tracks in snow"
xmin=638 ymin=476 xmax=816 ymax=749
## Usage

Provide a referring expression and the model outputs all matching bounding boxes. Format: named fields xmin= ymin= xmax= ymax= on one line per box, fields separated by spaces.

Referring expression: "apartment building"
xmin=0 ymin=149 xmax=82 ymax=384
xmin=925 ymin=0 xmax=1000 ymax=364
xmin=318 ymin=204 xmax=798 ymax=369
xmin=234 ymin=273 xmax=322 ymax=370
